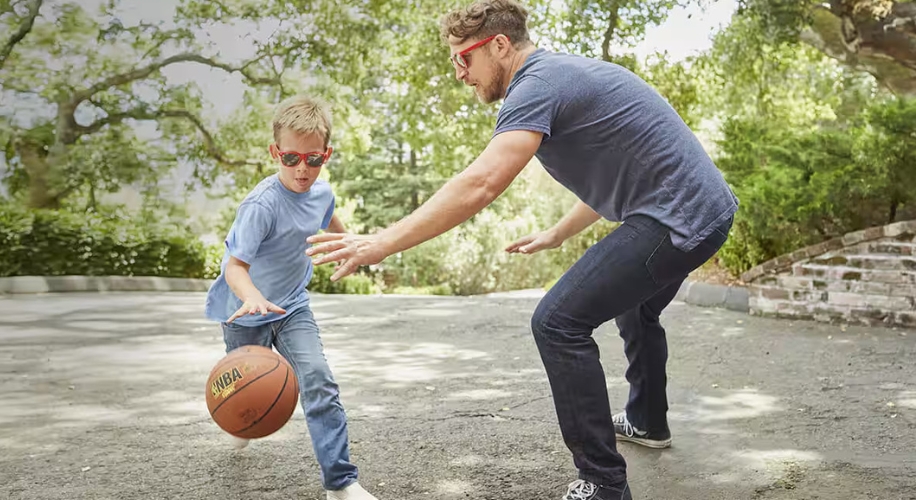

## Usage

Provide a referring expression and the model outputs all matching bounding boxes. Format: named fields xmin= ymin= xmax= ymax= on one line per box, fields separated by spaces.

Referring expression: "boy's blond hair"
xmin=272 ymin=95 xmax=333 ymax=148
xmin=439 ymin=0 xmax=531 ymax=46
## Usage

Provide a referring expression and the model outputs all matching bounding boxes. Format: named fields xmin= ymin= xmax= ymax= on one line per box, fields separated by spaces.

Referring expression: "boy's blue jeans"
xmin=221 ymin=306 xmax=358 ymax=491
xmin=531 ymin=214 xmax=732 ymax=487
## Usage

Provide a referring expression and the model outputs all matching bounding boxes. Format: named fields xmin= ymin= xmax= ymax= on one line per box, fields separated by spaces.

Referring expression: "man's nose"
xmin=454 ymin=65 xmax=468 ymax=81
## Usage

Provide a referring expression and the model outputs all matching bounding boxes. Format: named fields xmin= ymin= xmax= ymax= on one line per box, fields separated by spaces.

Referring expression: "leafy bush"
xmin=308 ymin=260 xmax=379 ymax=295
xmin=715 ymin=96 xmax=916 ymax=275
xmin=0 ymin=205 xmax=214 ymax=278
xmin=374 ymin=167 xmax=622 ymax=295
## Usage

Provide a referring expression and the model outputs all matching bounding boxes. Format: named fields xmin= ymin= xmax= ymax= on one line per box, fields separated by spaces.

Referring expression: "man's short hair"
xmin=272 ymin=95 xmax=332 ymax=148
xmin=439 ymin=0 xmax=531 ymax=47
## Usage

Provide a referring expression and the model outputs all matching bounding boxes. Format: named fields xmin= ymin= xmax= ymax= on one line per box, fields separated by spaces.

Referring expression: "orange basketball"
xmin=206 ymin=345 xmax=300 ymax=439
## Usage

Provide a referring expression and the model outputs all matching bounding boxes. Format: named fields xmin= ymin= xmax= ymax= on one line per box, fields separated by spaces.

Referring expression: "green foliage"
xmin=735 ymin=0 xmax=905 ymax=45
xmin=715 ymin=96 xmax=916 ymax=275
xmin=14 ymin=0 xmax=911 ymax=294
xmin=308 ymin=261 xmax=379 ymax=295
xmin=735 ymin=0 xmax=813 ymax=43
xmin=373 ymin=165 xmax=621 ymax=295
xmin=0 ymin=204 xmax=214 ymax=278
xmin=640 ymin=53 xmax=703 ymax=128
xmin=695 ymin=11 xmax=878 ymax=125
xmin=533 ymin=0 xmax=703 ymax=61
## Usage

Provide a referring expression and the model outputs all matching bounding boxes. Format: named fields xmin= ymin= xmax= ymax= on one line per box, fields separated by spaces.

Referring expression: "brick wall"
xmin=740 ymin=220 xmax=916 ymax=329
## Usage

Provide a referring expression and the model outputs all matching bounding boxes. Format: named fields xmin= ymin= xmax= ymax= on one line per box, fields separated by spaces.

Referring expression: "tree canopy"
xmin=1 ymin=0 xmax=914 ymax=291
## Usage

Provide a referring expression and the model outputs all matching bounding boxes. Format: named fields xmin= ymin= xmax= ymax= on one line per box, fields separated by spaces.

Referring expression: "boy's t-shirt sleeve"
xmin=493 ymin=75 xmax=561 ymax=138
xmin=321 ymin=194 xmax=335 ymax=230
xmin=225 ymin=201 xmax=274 ymax=265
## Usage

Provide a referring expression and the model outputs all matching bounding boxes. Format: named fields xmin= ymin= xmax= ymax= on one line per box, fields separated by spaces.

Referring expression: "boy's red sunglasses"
xmin=277 ymin=147 xmax=333 ymax=167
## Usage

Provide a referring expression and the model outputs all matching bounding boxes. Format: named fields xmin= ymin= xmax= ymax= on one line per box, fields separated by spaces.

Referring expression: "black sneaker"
xmin=562 ymin=480 xmax=631 ymax=500
xmin=613 ymin=412 xmax=672 ymax=449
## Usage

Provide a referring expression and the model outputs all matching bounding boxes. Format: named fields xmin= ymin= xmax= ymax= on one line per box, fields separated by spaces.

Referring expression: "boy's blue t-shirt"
xmin=205 ymin=174 xmax=335 ymax=326
xmin=494 ymin=48 xmax=739 ymax=252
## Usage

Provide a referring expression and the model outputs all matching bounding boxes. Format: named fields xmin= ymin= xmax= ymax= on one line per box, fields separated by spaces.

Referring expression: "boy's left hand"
xmin=227 ymin=296 xmax=286 ymax=324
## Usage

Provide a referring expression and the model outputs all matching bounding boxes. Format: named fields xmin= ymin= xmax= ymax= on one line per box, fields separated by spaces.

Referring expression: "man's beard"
xmin=477 ymin=62 xmax=505 ymax=104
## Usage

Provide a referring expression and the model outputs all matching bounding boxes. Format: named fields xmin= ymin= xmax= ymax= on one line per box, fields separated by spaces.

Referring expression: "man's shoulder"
xmin=523 ymin=48 xmax=607 ymax=75
xmin=506 ymin=49 xmax=606 ymax=100
xmin=519 ymin=49 xmax=640 ymax=91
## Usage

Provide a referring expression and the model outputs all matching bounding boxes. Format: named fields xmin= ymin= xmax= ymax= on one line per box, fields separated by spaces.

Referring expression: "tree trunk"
xmin=801 ymin=2 xmax=916 ymax=96
xmin=88 ymin=184 xmax=96 ymax=212
xmin=14 ymin=138 xmax=59 ymax=209
xmin=601 ymin=2 xmax=623 ymax=63
xmin=409 ymin=148 xmax=419 ymax=211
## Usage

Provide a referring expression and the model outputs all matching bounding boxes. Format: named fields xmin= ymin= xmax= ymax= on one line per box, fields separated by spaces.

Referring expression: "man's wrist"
xmin=375 ymin=229 xmax=400 ymax=259
xmin=546 ymin=226 xmax=565 ymax=245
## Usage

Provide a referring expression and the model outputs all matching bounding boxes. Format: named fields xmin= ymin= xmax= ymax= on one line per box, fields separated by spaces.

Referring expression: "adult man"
xmin=307 ymin=1 xmax=738 ymax=498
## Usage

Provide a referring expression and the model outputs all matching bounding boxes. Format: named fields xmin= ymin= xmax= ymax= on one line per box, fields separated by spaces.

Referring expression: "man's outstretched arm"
xmin=306 ymin=130 xmax=542 ymax=280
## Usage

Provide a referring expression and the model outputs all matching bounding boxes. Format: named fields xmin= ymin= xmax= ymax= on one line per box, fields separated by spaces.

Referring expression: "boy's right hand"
xmin=227 ymin=295 xmax=287 ymax=324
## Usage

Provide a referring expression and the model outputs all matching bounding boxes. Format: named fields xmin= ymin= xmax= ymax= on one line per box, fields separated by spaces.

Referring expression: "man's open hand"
xmin=306 ymin=233 xmax=389 ymax=281
xmin=505 ymin=229 xmax=562 ymax=254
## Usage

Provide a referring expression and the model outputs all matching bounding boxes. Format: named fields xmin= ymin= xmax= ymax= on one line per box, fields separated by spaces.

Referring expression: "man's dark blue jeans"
xmin=530 ymin=214 xmax=732 ymax=488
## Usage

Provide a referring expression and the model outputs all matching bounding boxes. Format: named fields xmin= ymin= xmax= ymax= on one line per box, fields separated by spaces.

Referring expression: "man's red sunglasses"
xmin=449 ymin=34 xmax=506 ymax=69
xmin=277 ymin=147 xmax=333 ymax=168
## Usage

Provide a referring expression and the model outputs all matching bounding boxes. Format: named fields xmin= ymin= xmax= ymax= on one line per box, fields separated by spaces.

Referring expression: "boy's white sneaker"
xmin=326 ymin=482 xmax=378 ymax=500
xmin=229 ymin=435 xmax=250 ymax=450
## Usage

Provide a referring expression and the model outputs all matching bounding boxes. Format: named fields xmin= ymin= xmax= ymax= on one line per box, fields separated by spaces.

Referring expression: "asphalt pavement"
xmin=1 ymin=292 xmax=914 ymax=499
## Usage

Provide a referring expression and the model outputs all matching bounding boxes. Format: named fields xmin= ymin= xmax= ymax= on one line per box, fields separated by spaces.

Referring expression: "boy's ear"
xmin=268 ymin=143 xmax=279 ymax=158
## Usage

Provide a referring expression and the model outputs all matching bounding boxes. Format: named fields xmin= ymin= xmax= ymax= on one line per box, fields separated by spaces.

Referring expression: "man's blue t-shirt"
xmin=205 ymin=174 xmax=335 ymax=326
xmin=494 ymin=48 xmax=738 ymax=252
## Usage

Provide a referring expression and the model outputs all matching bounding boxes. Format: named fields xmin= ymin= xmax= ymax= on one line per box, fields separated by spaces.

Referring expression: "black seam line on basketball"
xmin=234 ymin=364 xmax=292 ymax=435
xmin=211 ymin=357 xmax=280 ymax=415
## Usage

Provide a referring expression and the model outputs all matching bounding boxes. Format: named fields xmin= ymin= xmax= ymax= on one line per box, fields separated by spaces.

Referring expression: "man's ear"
xmin=496 ymin=33 xmax=512 ymax=53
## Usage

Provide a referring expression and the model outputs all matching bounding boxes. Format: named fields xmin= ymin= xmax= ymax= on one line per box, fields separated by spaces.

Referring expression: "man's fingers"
xmin=268 ymin=303 xmax=287 ymax=314
xmin=307 ymin=233 xmax=346 ymax=244
xmin=330 ymin=260 xmax=359 ymax=282
xmin=306 ymin=240 xmax=350 ymax=257
xmin=506 ymin=235 xmax=535 ymax=253
xmin=312 ymin=248 xmax=355 ymax=266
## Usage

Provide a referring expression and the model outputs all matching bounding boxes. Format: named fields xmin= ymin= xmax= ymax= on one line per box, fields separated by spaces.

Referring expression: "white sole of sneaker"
xmin=616 ymin=434 xmax=672 ymax=449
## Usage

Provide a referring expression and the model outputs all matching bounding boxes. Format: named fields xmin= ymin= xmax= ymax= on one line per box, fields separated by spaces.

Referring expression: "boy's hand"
xmin=227 ymin=295 xmax=286 ymax=324
xmin=505 ymin=229 xmax=562 ymax=254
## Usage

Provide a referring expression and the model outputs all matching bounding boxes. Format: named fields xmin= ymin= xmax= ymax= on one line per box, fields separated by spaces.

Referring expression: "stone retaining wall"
xmin=741 ymin=220 xmax=916 ymax=328
xmin=0 ymin=275 xmax=213 ymax=294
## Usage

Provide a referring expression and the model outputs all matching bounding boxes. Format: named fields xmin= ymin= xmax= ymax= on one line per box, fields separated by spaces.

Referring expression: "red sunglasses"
xmin=450 ymin=34 xmax=506 ymax=69
xmin=276 ymin=146 xmax=333 ymax=168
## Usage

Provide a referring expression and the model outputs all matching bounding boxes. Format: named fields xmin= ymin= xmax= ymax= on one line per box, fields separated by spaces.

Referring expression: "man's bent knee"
xmin=530 ymin=296 xmax=556 ymax=341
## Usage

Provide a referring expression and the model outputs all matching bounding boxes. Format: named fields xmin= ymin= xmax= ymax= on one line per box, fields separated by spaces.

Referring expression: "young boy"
xmin=204 ymin=95 xmax=379 ymax=500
